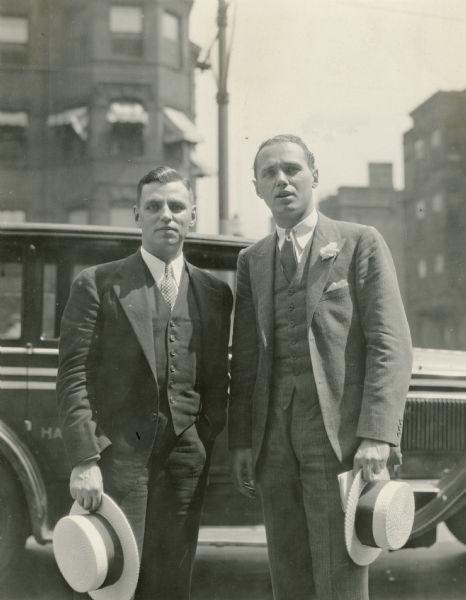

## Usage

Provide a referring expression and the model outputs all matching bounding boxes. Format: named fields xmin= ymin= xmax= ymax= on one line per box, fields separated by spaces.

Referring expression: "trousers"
xmin=74 ymin=408 xmax=212 ymax=600
xmin=257 ymin=384 xmax=369 ymax=600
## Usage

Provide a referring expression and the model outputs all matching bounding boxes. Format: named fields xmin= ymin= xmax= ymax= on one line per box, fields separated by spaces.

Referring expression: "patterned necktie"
xmin=159 ymin=263 xmax=177 ymax=310
xmin=280 ymin=230 xmax=298 ymax=282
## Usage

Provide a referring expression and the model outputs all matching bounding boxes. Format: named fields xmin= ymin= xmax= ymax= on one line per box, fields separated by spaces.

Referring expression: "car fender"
xmin=0 ymin=420 xmax=51 ymax=544
xmin=410 ymin=454 xmax=466 ymax=540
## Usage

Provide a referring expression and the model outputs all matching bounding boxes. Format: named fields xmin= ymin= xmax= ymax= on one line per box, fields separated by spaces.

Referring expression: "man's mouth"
xmin=275 ymin=191 xmax=294 ymax=199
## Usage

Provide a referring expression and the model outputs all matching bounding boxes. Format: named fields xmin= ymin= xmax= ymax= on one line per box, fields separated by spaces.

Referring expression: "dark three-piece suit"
xmin=57 ymin=249 xmax=233 ymax=599
xmin=229 ymin=213 xmax=412 ymax=600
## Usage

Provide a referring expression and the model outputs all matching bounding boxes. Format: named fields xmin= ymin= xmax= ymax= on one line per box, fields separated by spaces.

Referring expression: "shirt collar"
xmin=276 ymin=209 xmax=319 ymax=251
xmin=140 ymin=246 xmax=184 ymax=286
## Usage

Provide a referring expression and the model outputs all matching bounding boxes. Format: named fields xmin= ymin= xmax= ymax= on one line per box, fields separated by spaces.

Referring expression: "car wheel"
xmin=0 ymin=460 xmax=29 ymax=580
xmin=445 ymin=505 xmax=466 ymax=544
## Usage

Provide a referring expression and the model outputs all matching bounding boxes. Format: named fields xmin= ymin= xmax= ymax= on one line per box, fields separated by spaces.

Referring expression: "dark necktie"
xmin=280 ymin=231 xmax=298 ymax=282
xmin=159 ymin=263 xmax=177 ymax=310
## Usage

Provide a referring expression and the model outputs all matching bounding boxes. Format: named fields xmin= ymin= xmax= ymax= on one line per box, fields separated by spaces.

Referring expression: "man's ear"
xmin=133 ymin=205 xmax=140 ymax=226
xmin=253 ymin=178 xmax=262 ymax=198
xmin=189 ymin=204 xmax=197 ymax=227
xmin=312 ymin=169 xmax=319 ymax=188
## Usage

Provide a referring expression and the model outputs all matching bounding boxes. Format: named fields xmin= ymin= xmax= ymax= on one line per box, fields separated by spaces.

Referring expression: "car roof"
xmin=0 ymin=222 xmax=255 ymax=248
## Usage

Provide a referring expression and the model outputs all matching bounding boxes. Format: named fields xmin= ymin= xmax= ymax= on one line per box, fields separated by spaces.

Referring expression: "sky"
xmin=189 ymin=0 xmax=466 ymax=238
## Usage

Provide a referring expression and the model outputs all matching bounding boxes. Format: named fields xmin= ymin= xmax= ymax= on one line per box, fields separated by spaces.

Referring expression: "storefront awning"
xmin=0 ymin=111 xmax=28 ymax=127
xmin=163 ymin=107 xmax=203 ymax=144
xmin=106 ymin=102 xmax=148 ymax=125
xmin=190 ymin=151 xmax=214 ymax=178
xmin=47 ymin=107 xmax=89 ymax=140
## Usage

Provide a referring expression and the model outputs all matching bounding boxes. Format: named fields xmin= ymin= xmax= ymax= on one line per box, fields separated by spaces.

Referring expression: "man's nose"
xmin=160 ymin=204 xmax=172 ymax=221
xmin=275 ymin=169 xmax=288 ymax=186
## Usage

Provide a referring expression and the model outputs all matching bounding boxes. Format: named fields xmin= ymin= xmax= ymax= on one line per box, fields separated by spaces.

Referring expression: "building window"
xmin=432 ymin=193 xmax=444 ymax=212
xmin=415 ymin=200 xmax=426 ymax=219
xmin=47 ymin=107 xmax=88 ymax=161
xmin=417 ymin=259 xmax=427 ymax=279
xmin=434 ymin=254 xmax=444 ymax=275
xmin=0 ymin=15 xmax=28 ymax=64
xmin=431 ymin=129 xmax=442 ymax=149
xmin=162 ymin=11 xmax=181 ymax=68
xmin=162 ymin=12 xmax=180 ymax=41
xmin=0 ymin=111 xmax=27 ymax=162
xmin=107 ymin=101 xmax=147 ymax=157
xmin=414 ymin=139 xmax=425 ymax=160
xmin=109 ymin=6 xmax=143 ymax=57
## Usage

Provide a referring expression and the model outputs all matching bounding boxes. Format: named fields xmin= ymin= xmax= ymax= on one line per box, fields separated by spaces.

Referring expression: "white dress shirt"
xmin=276 ymin=209 xmax=319 ymax=263
xmin=140 ymin=246 xmax=184 ymax=296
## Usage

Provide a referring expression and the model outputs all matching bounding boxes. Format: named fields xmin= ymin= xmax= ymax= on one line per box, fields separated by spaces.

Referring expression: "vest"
xmin=152 ymin=267 xmax=201 ymax=435
xmin=272 ymin=238 xmax=316 ymax=409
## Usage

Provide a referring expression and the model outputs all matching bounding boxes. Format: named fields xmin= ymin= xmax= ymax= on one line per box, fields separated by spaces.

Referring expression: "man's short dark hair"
xmin=253 ymin=134 xmax=316 ymax=178
xmin=136 ymin=166 xmax=192 ymax=204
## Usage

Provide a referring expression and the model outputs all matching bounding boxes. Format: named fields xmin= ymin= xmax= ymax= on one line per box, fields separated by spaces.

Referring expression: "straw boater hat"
xmin=344 ymin=470 xmax=415 ymax=566
xmin=53 ymin=493 xmax=139 ymax=600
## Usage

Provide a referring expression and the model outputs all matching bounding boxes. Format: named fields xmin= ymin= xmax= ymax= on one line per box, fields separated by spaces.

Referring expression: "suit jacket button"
xmin=169 ymin=335 xmax=176 ymax=342
xmin=150 ymin=412 xmax=157 ymax=421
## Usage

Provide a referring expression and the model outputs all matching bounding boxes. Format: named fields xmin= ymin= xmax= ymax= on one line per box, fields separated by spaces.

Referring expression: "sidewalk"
xmin=198 ymin=525 xmax=267 ymax=547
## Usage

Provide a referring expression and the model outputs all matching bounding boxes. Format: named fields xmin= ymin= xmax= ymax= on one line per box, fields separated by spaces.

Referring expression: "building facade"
xmin=403 ymin=89 xmax=466 ymax=350
xmin=0 ymin=0 xmax=205 ymax=226
xmin=319 ymin=162 xmax=407 ymax=300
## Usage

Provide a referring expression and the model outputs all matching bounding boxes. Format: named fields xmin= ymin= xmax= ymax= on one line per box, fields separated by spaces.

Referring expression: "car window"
xmin=41 ymin=263 xmax=58 ymax=340
xmin=0 ymin=259 xmax=23 ymax=341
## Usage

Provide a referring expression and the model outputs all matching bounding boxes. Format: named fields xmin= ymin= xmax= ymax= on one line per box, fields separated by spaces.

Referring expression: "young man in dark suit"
xmin=57 ymin=166 xmax=233 ymax=599
xmin=229 ymin=135 xmax=412 ymax=600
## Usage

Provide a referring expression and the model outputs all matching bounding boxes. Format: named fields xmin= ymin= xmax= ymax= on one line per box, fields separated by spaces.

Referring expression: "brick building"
xmin=0 ymin=0 xmax=205 ymax=226
xmin=403 ymin=89 xmax=466 ymax=350
xmin=319 ymin=162 xmax=407 ymax=300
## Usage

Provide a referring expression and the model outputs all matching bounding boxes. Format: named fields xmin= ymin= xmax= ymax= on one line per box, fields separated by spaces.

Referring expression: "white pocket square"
xmin=326 ymin=279 xmax=348 ymax=292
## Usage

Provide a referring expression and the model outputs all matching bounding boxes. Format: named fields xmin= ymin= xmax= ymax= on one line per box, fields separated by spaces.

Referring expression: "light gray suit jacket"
xmin=229 ymin=213 xmax=412 ymax=469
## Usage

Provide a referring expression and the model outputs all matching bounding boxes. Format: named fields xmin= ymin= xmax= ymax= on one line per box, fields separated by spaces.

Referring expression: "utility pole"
xmin=217 ymin=0 xmax=230 ymax=235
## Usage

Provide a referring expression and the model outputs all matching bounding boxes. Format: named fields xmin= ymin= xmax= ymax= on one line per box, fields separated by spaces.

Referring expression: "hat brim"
xmin=344 ymin=470 xmax=383 ymax=566
xmin=71 ymin=493 xmax=140 ymax=600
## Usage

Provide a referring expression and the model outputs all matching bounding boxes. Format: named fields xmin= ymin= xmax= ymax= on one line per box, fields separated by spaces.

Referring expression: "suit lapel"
xmin=113 ymin=251 xmax=158 ymax=383
xmin=250 ymin=234 xmax=276 ymax=356
xmin=306 ymin=213 xmax=346 ymax=325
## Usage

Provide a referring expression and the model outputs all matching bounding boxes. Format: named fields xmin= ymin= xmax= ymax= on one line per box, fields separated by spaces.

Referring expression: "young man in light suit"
xmin=57 ymin=166 xmax=233 ymax=599
xmin=229 ymin=135 xmax=412 ymax=600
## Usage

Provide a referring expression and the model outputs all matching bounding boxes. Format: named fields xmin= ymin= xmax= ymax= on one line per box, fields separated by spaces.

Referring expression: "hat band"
xmin=86 ymin=514 xmax=124 ymax=587
xmin=354 ymin=481 xmax=385 ymax=548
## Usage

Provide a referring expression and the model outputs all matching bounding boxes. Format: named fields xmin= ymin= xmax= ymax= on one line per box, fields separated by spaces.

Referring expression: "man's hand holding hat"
xmin=70 ymin=459 xmax=103 ymax=512
xmin=353 ymin=438 xmax=390 ymax=482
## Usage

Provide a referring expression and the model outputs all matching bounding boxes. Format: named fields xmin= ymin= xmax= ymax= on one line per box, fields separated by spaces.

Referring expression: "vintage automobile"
xmin=0 ymin=222 xmax=466 ymax=576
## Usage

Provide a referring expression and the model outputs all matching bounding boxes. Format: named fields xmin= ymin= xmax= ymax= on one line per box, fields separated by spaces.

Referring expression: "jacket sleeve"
xmin=56 ymin=268 xmax=110 ymax=467
xmin=354 ymin=227 xmax=413 ymax=445
xmin=228 ymin=249 xmax=258 ymax=449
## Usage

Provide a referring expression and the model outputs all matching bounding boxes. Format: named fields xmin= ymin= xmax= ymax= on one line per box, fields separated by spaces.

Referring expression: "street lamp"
xmin=196 ymin=0 xmax=234 ymax=235
xmin=217 ymin=0 xmax=230 ymax=235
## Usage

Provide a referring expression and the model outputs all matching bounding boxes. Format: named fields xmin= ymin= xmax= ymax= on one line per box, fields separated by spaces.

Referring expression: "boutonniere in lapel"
xmin=319 ymin=241 xmax=340 ymax=261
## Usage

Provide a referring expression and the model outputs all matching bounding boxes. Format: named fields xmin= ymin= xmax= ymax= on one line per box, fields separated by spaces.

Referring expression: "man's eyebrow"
xmin=259 ymin=164 xmax=277 ymax=175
